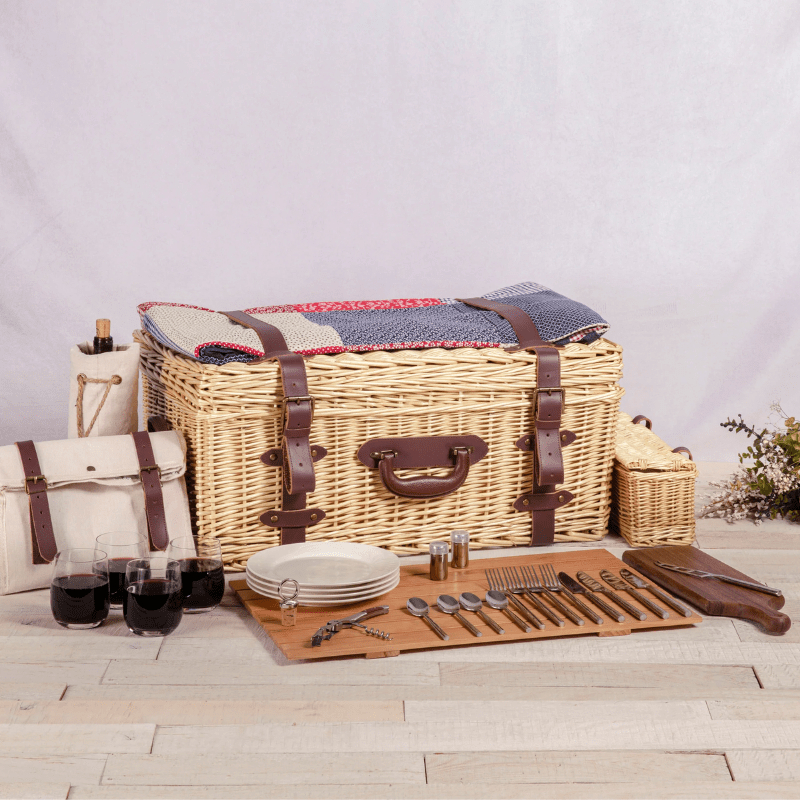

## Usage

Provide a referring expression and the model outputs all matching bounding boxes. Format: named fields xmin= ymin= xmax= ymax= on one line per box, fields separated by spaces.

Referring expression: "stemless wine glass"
xmin=167 ymin=535 xmax=225 ymax=613
xmin=50 ymin=548 xmax=110 ymax=629
xmin=95 ymin=532 xmax=149 ymax=608
xmin=123 ymin=557 xmax=184 ymax=636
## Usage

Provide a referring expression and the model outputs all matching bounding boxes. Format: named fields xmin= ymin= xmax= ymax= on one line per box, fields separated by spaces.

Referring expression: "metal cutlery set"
xmin=403 ymin=563 xmax=692 ymax=640
xmin=232 ymin=549 xmax=706 ymax=661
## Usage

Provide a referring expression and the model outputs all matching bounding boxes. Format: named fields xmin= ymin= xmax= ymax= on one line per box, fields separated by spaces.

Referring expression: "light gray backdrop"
xmin=1 ymin=0 xmax=799 ymax=461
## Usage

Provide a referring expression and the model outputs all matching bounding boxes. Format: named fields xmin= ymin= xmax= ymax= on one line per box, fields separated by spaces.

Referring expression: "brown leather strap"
xmin=15 ymin=441 xmax=56 ymax=564
xmin=260 ymin=507 xmax=326 ymax=529
xmin=632 ymin=415 xmax=652 ymax=429
xmin=457 ymin=297 xmax=548 ymax=349
xmin=223 ymin=310 xmax=323 ymax=545
xmin=513 ymin=489 xmax=574 ymax=512
xmin=458 ymin=297 xmax=570 ymax=546
xmin=222 ymin=310 xmax=290 ymax=358
xmin=131 ymin=431 xmax=169 ymax=551
xmin=147 ymin=416 xmax=173 ymax=433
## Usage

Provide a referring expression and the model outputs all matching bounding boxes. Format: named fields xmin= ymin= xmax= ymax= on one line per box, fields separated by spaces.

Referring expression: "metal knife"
xmin=619 ymin=569 xmax=693 ymax=617
xmin=558 ymin=571 xmax=624 ymax=623
xmin=577 ymin=571 xmax=647 ymax=621
xmin=654 ymin=562 xmax=783 ymax=597
xmin=600 ymin=570 xmax=669 ymax=619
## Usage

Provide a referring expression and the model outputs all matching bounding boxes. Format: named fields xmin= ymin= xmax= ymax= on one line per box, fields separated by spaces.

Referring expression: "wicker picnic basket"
xmin=611 ymin=413 xmax=698 ymax=547
xmin=135 ymin=328 xmax=624 ymax=570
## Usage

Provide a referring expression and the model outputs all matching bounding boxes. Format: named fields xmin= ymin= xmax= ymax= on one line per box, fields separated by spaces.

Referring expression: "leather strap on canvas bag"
xmin=222 ymin=311 xmax=325 ymax=545
xmin=458 ymin=297 xmax=574 ymax=545
xmin=131 ymin=431 xmax=170 ymax=551
xmin=14 ymin=441 xmax=57 ymax=564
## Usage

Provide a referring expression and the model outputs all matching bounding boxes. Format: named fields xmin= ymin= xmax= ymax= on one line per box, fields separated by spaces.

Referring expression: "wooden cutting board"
xmin=622 ymin=545 xmax=791 ymax=635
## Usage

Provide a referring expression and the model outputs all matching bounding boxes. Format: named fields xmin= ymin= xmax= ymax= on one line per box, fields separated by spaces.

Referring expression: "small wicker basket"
xmin=611 ymin=412 xmax=698 ymax=547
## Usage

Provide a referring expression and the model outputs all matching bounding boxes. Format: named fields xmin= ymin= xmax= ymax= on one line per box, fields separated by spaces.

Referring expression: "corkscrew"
xmin=311 ymin=605 xmax=391 ymax=647
xmin=351 ymin=623 xmax=393 ymax=641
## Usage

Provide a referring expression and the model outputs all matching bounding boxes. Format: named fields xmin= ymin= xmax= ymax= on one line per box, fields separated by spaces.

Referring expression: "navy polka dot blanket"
xmin=138 ymin=282 xmax=609 ymax=365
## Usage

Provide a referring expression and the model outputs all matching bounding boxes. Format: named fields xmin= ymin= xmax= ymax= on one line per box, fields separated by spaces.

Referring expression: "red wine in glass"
xmin=51 ymin=574 xmax=110 ymax=629
xmin=180 ymin=558 xmax=225 ymax=612
xmin=123 ymin=578 xmax=184 ymax=636
xmin=108 ymin=557 xmax=135 ymax=607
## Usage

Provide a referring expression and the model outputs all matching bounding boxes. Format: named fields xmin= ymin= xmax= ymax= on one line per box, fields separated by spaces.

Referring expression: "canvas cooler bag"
xmin=136 ymin=284 xmax=624 ymax=569
xmin=0 ymin=421 xmax=193 ymax=594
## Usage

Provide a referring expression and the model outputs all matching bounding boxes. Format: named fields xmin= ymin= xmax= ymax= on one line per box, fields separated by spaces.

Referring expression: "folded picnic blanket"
xmin=138 ymin=282 xmax=609 ymax=365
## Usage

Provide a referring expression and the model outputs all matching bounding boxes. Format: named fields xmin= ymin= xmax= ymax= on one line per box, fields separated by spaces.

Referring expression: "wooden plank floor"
xmin=1 ymin=461 xmax=798 ymax=799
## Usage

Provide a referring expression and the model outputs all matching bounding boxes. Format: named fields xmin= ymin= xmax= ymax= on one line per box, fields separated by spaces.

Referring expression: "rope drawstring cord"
xmin=76 ymin=373 xmax=122 ymax=437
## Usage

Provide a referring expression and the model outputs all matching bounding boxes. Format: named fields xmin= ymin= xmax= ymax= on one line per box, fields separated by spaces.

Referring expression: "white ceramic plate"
xmin=245 ymin=542 xmax=400 ymax=587
xmin=245 ymin=572 xmax=399 ymax=607
xmin=245 ymin=568 xmax=398 ymax=597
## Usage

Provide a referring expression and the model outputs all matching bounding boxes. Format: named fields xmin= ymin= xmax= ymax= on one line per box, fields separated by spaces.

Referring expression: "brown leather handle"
xmin=632 ymin=415 xmax=652 ymax=429
xmin=377 ymin=448 xmax=472 ymax=499
xmin=672 ymin=446 xmax=693 ymax=461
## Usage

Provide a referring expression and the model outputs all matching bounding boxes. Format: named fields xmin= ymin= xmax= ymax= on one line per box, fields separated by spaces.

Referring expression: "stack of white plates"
xmin=245 ymin=542 xmax=400 ymax=606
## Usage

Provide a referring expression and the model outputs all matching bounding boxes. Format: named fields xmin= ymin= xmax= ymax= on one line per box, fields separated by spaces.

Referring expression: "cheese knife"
xmin=600 ymin=569 xmax=669 ymax=619
xmin=558 ymin=571 xmax=625 ymax=623
xmin=619 ymin=569 xmax=693 ymax=617
xmin=654 ymin=562 xmax=783 ymax=597
xmin=577 ymin=571 xmax=647 ymax=621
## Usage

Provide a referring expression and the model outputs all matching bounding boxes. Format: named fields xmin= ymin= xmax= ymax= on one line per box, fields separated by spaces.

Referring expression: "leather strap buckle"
xmin=25 ymin=475 xmax=47 ymax=495
xmin=282 ymin=395 xmax=315 ymax=425
xmin=534 ymin=387 xmax=565 ymax=417
xmin=139 ymin=464 xmax=162 ymax=478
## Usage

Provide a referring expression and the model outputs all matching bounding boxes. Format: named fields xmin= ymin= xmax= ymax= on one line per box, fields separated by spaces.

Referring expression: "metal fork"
xmin=506 ymin=567 xmax=564 ymax=627
xmin=485 ymin=568 xmax=545 ymax=630
xmin=520 ymin=565 xmax=584 ymax=627
xmin=539 ymin=563 xmax=604 ymax=626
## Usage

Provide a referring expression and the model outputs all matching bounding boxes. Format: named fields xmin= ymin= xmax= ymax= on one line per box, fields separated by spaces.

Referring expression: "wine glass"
xmin=50 ymin=548 xmax=110 ymax=629
xmin=123 ymin=557 xmax=183 ymax=637
xmin=95 ymin=532 xmax=148 ymax=608
xmin=167 ymin=535 xmax=225 ymax=613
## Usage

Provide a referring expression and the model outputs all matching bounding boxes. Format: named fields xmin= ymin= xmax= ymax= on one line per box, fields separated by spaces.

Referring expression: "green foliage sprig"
xmin=701 ymin=404 xmax=800 ymax=524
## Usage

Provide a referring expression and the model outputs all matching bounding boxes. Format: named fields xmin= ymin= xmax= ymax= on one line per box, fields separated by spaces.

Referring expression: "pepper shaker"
xmin=429 ymin=541 xmax=449 ymax=581
xmin=451 ymin=530 xmax=469 ymax=569
xmin=279 ymin=578 xmax=299 ymax=626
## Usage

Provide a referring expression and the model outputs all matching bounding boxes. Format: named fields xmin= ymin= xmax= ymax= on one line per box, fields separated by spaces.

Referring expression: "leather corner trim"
xmin=260 ymin=508 xmax=326 ymax=528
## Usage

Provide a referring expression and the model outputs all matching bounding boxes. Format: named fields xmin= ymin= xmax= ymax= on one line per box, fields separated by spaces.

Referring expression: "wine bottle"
xmin=93 ymin=319 xmax=113 ymax=354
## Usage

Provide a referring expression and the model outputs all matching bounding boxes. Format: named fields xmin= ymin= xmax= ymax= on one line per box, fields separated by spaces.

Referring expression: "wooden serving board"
xmin=232 ymin=548 xmax=702 ymax=660
xmin=622 ymin=545 xmax=791 ymax=635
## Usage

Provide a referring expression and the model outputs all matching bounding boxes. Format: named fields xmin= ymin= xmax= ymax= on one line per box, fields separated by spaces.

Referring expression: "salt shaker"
xmin=429 ymin=541 xmax=449 ymax=581
xmin=451 ymin=530 xmax=469 ymax=569
xmin=278 ymin=578 xmax=299 ymax=626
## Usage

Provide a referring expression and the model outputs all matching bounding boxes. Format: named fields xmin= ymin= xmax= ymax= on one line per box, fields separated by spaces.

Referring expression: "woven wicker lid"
xmin=615 ymin=413 xmax=697 ymax=473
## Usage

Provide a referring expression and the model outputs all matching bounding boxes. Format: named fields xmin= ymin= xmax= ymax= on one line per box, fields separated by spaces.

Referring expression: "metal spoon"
xmin=485 ymin=590 xmax=531 ymax=632
xmin=459 ymin=592 xmax=505 ymax=635
xmin=437 ymin=594 xmax=482 ymax=637
xmin=406 ymin=597 xmax=449 ymax=640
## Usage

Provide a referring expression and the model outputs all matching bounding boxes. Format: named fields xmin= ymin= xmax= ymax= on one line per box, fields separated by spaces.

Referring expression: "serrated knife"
xmin=558 ymin=571 xmax=625 ymax=623
xmin=577 ymin=571 xmax=647 ymax=621
xmin=619 ymin=569 xmax=693 ymax=618
xmin=600 ymin=569 xmax=669 ymax=619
